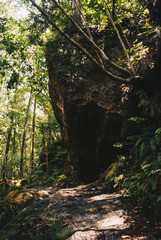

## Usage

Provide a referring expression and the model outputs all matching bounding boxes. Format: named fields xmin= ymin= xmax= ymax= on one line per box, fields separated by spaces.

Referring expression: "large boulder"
xmin=45 ymin=25 xmax=161 ymax=183
xmin=4 ymin=190 xmax=33 ymax=204
xmin=45 ymin=39 xmax=126 ymax=183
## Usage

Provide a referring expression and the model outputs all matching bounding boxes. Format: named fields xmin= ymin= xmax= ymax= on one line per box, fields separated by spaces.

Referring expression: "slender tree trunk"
xmin=46 ymin=131 xmax=49 ymax=175
xmin=30 ymin=97 xmax=36 ymax=179
xmin=20 ymin=93 xmax=32 ymax=178
xmin=11 ymin=128 xmax=16 ymax=179
xmin=103 ymin=0 xmax=136 ymax=75
xmin=112 ymin=0 xmax=116 ymax=19
xmin=49 ymin=129 xmax=51 ymax=145
xmin=73 ymin=0 xmax=81 ymax=26
xmin=1 ymin=116 xmax=13 ymax=180
xmin=48 ymin=114 xmax=51 ymax=145
xmin=42 ymin=128 xmax=45 ymax=149
xmin=73 ymin=0 xmax=104 ymax=67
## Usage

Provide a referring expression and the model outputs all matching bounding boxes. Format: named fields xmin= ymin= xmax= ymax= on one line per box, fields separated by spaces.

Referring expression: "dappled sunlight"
xmin=0 ymin=183 xmax=156 ymax=239
xmin=96 ymin=210 xmax=126 ymax=230
xmin=49 ymin=183 xmax=131 ymax=239
xmin=87 ymin=193 xmax=121 ymax=202
xmin=69 ymin=230 xmax=99 ymax=240
xmin=58 ymin=184 xmax=98 ymax=197
xmin=58 ymin=188 xmax=79 ymax=197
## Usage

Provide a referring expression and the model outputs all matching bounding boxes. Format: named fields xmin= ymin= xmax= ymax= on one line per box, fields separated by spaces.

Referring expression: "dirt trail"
xmin=0 ymin=183 xmax=160 ymax=240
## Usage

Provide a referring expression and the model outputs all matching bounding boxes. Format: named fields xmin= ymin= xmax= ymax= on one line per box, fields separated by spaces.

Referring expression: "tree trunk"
xmin=46 ymin=131 xmax=49 ymax=175
xmin=73 ymin=0 xmax=81 ymax=26
xmin=1 ymin=116 xmax=13 ymax=180
xmin=20 ymin=93 xmax=32 ymax=178
xmin=30 ymin=97 xmax=36 ymax=179
xmin=112 ymin=0 xmax=116 ymax=19
xmin=11 ymin=128 xmax=16 ymax=179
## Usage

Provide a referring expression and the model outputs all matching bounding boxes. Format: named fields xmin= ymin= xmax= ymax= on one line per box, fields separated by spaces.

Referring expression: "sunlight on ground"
xmin=69 ymin=230 xmax=101 ymax=240
xmin=58 ymin=186 xmax=129 ymax=239
xmin=96 ymin=210 xmax=125 ymax=230
xmin=58 ymin=188 xmax=79 ymax=197
xmin=88 ymin=193 xmax=121 ymax=202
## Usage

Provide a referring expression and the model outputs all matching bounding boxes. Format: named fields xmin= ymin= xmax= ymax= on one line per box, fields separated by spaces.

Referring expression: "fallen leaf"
xmin=121 ymin=235 xmax=131 ymax=239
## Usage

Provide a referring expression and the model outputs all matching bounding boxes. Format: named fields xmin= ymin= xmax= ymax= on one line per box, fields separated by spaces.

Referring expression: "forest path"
xmin=0 ymin=182 xmax=160 ymax=240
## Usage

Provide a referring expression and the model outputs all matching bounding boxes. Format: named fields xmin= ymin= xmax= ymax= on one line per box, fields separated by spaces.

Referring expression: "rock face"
xmin=46 ymin=40 xmax=126 ymax=183
xmin=45 ymin=32 xmax=161 ymax=183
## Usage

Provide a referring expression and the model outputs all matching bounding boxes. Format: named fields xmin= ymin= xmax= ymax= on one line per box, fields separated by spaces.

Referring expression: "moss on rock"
xmin=16 ymin=179 xmax=28 ymax=187
xmin=4 ymin=190 xmax=33 ymax=204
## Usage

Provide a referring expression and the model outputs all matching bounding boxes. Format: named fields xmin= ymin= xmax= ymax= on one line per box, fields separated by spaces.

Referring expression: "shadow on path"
xmin=0 ymin=183 xmax=161 ymax=239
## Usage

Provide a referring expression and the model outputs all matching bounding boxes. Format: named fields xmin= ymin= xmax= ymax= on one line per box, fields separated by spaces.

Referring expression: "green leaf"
xmin=155 ymin=128 xmax=161 ymax=134
xmin=157 ymin=196 xmax=161 ymax=202
xmin=151 ymin=179 xmax=157 ymax=191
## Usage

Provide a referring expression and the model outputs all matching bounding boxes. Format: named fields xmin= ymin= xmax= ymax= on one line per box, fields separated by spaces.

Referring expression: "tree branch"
xmin=103 ymin=0 xmax=136 ymax=75
xmin=73 ymin=0 xmax=105 ymax=68
xmin=29 ymin=0 xmax=131 ymax=83
xmin=51 ymin=0 xmax=131 ymax=75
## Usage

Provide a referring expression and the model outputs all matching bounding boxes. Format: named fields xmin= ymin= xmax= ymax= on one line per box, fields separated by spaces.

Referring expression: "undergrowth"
xmin=102 ymin=86 xmax=161 ymax=224
xmin=102 ymin=124 xmax=161 ymax=224
xmin=29 ymin=141 xmax=67 ymax=187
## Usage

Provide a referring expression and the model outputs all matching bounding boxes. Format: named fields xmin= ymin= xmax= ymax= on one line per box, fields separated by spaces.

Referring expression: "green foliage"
xmin=6 ymin=185 xmax=22 ymax=194
xmin=29 ymin=142 xmax=67 ymax=187
xmin=0 ymin=1 xmax=61 ymax=181
xmin=103 ymin=126 xmax=161 ymax=221
xmin=102 ymin=82 xmax=161 ymax=222
xmin=155 ymin=128 xmax=161 ymax=134
xmin=101 ymin=163 xmax=118 ymax=192
xmin=0 ymin=199 xmax=12 ymax=229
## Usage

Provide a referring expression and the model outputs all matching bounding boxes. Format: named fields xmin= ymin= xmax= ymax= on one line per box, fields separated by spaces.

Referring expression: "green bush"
xmin=105 ymin=126 xmax=161 ymax=223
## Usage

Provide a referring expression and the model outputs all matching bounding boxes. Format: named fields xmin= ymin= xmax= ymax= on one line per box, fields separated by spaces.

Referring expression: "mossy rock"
xmin=4 ymin=190 xmax=33 ymax=204
xmin=16 ymin=179 xmax=28 ymax=187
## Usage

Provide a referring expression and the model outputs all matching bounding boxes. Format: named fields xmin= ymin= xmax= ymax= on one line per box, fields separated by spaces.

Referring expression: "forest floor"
xmin=0 ymin=182 xmax=161 ymax=240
